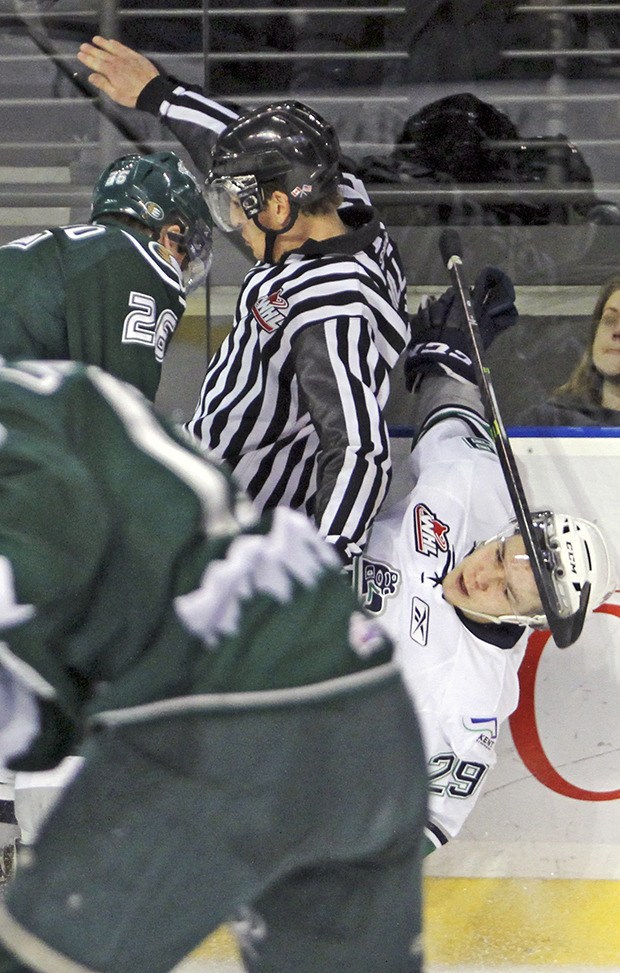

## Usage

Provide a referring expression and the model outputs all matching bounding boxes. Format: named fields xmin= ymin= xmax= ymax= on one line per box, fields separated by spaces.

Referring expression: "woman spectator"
xmin=520 ymin=275 xmax=620 ymax=426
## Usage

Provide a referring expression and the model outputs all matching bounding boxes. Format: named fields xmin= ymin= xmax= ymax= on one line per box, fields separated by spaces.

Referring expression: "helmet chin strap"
xmin=253 ymin=201 xmax=299 ymax=263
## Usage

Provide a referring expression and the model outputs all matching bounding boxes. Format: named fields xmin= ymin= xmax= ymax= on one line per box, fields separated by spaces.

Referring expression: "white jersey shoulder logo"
xmin=413 ymin=503 xmax=450 ymax=557
xmin=355 ymin=556 xmax=400 ymax=616
xmin=462 ymin=716 xmax=498 ymax=752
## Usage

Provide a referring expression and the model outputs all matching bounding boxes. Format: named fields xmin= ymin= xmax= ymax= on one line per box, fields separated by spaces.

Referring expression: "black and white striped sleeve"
xmin=292 ymin=314 xmax=392 ymax=567
xmin=136 ymin=75 xmax=374 ymax=205
xmin=338 ymin=169 xmax=372 ymax=207
xmin=136 ymin=75 xmax=242 ymax=174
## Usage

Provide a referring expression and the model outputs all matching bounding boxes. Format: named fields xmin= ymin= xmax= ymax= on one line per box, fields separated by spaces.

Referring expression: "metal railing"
xmin=0 ymin=1 xmax=619 ymax=223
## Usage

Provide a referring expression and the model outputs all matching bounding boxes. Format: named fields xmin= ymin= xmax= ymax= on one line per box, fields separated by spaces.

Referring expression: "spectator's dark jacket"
xmin=518 ymin=394 xmax=620 ymax=427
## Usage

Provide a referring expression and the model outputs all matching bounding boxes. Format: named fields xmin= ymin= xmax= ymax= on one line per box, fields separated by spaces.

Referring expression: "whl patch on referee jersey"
xmin=252 ymin=288 xmax=289 ymax=333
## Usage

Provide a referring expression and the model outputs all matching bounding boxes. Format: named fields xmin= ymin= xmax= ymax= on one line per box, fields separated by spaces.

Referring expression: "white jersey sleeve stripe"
xmin=121 ymin=232 xmax=184 ymax=294
xmin=417 ymin=405 xmax=494 ymax=447
xmin=338 ymin=171 xmax=372 ymax=206
xmin=171 ymin=86 xmax=239 ymax=118
xmin=161 ymin=102 xmax=231 ymax=135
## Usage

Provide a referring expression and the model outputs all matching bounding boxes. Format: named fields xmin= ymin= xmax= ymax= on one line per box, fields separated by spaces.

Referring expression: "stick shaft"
xmin=441 ymin=243 xmax=588 ymax=647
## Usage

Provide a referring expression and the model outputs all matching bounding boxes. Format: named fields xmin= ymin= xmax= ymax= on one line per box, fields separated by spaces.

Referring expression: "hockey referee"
xmin=78 ymin=37 xmax=412 ymax=569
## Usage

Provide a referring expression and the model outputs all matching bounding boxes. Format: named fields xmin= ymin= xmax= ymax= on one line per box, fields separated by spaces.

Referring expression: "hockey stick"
xmin=438 ymin=228 xmax=590 ymax=648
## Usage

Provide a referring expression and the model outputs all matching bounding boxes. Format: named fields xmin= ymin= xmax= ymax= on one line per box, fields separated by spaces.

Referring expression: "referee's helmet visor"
xmin=204 ymin=175 xmax=262 ymax=233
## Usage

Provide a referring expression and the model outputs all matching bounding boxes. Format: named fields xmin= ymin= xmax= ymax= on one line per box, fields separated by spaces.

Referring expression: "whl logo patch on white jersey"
xmin=252 ymin=288 xmax=289 ymax=333
xmin=413 ymin=503 xmax=450 ymax=557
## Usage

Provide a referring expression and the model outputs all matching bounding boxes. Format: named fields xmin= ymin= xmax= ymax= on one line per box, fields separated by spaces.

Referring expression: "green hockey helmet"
xmin=91 ymin=151 xmax=213 ymax=291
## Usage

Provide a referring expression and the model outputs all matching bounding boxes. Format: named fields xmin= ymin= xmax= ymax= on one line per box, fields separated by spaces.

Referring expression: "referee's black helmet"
xmin=204 ymin=101 xmax=341 ymax=231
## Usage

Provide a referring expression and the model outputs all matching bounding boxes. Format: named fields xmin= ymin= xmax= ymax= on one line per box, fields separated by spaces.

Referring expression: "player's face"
xmin=442 ymin=534 xmax=541 ymax=622
xmin=592 ymin=289 xmax=620 ymax=379
xmin=159 ymin=224 xmax=185 ymax=269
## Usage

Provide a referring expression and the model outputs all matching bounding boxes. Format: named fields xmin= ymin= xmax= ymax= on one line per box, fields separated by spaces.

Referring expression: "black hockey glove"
xmin=470 ymin=265 xmax=518 ymax=342
xmin=405 ymin=265 xmax=517 ymax=391
xmin=405 ymin=306 xmax=477 ymax=388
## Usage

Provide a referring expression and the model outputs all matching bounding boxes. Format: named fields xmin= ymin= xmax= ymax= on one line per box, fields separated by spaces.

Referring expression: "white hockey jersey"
xmin=356 ymin=402 xmax=529 ymax=849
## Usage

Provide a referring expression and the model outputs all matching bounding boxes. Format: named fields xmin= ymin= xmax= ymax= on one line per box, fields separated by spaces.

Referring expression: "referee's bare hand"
xmin=77 ymin=36 xmax=159 ymax=108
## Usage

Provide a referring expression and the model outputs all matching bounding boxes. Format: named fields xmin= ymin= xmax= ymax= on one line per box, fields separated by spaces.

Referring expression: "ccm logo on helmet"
xmin=565 ymin=541 xmax=578 ymax=575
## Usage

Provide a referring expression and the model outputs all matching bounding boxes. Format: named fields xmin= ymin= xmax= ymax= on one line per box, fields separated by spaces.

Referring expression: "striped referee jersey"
xmin=137 ymin=78 xmax=411 ymax=565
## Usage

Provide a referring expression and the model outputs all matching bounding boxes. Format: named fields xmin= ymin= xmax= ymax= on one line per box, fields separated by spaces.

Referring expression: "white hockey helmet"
xmin=476 ymin=510 xmax=616 ymax=630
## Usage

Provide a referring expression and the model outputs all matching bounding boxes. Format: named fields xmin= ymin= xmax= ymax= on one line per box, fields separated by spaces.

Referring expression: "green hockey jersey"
xmin=0 ymin=221 xmax=186 ymax=401
xmin=0 ymin=362 xmax=392 ymax=770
